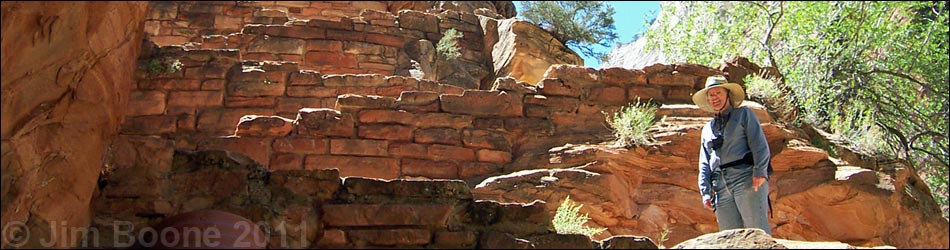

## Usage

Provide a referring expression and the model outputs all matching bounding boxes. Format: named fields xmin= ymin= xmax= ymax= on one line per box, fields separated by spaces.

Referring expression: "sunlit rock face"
xmin=492 ymin=18 xmax=584 ymax=86
xmin=473 ymin=101 xmax=949 ymax=249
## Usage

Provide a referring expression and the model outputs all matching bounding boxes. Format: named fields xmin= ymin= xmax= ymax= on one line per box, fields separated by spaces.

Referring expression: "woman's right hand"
xmin=703 ymin=199 xmax=714 ymax=211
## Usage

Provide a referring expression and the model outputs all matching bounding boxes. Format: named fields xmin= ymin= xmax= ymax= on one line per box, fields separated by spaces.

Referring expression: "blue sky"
xmin=584 ymin=1 xmax=661 ymax=68
xmin=514 ymin=1 xmax=662 ymax=68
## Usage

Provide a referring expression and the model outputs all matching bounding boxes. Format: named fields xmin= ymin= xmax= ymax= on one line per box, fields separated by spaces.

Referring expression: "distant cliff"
xmin=601 ymin=35 xmax=668 ymax=70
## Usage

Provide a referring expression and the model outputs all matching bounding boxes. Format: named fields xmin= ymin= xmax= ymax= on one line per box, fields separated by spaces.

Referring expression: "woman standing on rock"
xmin=694 ymin=75 xmax=772 ymax=234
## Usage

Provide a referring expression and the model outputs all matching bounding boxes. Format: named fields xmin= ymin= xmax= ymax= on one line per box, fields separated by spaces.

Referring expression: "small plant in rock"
xmin=604 ymin=98 xmax=658 ymax=147
xmin=436 ymin=28 xmax=463 ymax=61
xmin=552 ymin=196 xmax=606 ymax=238
xmin=655 ymin=225 xmax=671 ymax=248
xmin=141 ymin=56 xmax=182 ymax=77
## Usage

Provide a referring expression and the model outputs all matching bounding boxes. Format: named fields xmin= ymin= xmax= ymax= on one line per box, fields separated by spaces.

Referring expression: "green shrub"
xmin=142 ymin=56 xmax=182 ymax=77
xmin=809 ymin=135 xmax=838 ymax=158
xmin=744 ymin=74 xmax=782 ymax=101
xmin=436 ymin=28 xmax=463 ymax=60
xmin=553 ymin=196 xmax=606 ymax=238
xmin=830 ymin=111 xmax=887 ymax=156
xmin=604 ymin=98 xmax=658 ymax=147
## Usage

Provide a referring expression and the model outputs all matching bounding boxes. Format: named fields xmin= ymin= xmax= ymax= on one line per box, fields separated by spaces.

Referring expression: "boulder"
xmin=492 ymin=19 xmax=583 ymax=86
xmin=671 ymin=228 xmax=785 ymax=249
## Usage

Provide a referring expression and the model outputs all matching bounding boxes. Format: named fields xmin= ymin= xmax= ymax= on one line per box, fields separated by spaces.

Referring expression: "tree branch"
xmin=877 ymin=121 xmax=910 ymax=158
xmin=908 ymin=145 xmax=950 ymax=169
xmin=908 ymin=130 xmax=948 ymax=150
xmin=751 ymin=1 xmax=783 ymax=74
xmin=840 ymin=67 xmax=941 ymax=102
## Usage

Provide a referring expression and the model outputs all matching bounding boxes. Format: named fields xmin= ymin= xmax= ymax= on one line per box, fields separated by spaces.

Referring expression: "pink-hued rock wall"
xmin=1 ymin=1 xmax=149 ymax=248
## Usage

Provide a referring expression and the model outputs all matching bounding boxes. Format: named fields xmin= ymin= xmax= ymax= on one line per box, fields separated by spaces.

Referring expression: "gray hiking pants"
xmin=712 ymin=163 xmax=771 ymax=234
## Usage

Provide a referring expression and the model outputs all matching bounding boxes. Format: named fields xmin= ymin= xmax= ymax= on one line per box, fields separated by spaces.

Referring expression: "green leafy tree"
xmin=519 ymin=1 xmax=619 ymax=61
xmin=646 ymin=1 xmax=949 ymax=219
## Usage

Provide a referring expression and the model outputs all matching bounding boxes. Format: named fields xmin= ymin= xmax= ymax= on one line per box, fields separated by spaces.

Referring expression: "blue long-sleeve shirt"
xmin=698 ymin=105 xmax=771 ymax=203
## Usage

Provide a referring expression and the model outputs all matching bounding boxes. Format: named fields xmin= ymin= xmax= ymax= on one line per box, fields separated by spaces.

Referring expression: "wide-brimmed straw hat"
xmin=692 ymin=75 xmax=745 ymax=113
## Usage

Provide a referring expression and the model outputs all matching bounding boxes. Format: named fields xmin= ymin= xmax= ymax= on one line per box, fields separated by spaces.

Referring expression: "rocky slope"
xmin=472 ymin=102 xmax=948 ymax=248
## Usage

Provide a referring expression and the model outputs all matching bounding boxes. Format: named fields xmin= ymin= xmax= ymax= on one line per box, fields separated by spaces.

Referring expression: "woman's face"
xmin=707 ymin=87 xmax=729 ymax=112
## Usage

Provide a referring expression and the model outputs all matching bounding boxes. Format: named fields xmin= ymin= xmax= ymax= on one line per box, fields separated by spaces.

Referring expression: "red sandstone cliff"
xmin=2 ymin=1 xmax=947 ymax=249
xmin=1 ymin=1 xmax=149 ymax=248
